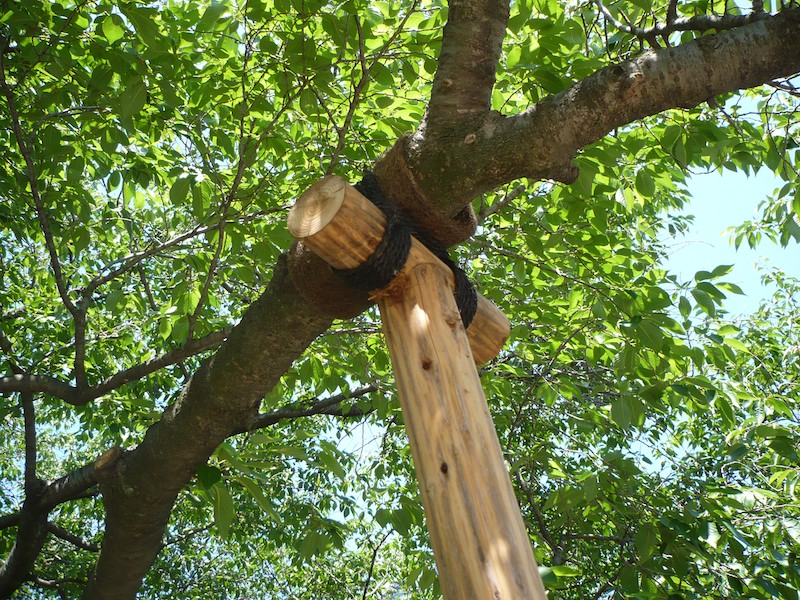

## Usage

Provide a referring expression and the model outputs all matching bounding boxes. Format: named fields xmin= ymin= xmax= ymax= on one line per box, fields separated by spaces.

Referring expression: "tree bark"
xmin=406 ymin=7 xmax=800 ymax=218
xmin=77 ymin=6 xmax=800 ymax=599
xmin=83 ymin=257 xmax=331 ymax=599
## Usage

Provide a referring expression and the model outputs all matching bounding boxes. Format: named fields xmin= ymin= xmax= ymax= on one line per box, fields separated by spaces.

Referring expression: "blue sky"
xmin=662 ymin=168 xmax=799 ymax=316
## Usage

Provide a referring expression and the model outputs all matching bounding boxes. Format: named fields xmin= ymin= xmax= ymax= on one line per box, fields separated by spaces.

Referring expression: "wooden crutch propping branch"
xmin=288 ymin=175 xmax=547 ymax=599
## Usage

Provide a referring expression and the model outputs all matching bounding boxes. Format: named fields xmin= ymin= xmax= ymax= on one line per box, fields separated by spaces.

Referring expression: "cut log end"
xmin=287 ymin=175 xmax=347 ymax=238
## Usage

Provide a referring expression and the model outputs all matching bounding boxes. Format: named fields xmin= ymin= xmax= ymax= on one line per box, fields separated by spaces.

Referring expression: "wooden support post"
xmin=288 ymin=175 xmax=546 ymax=599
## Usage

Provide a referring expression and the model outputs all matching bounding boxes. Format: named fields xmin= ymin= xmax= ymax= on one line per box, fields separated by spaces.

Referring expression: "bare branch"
xmin=361 ymin=529 xmax=392 ymax=600
xmin=769 ymin=79 xmax=800 ymax=97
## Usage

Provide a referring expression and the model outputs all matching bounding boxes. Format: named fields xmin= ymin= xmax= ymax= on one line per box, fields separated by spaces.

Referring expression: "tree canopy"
xmin=1 ymin=0 xmax=799 ymax=597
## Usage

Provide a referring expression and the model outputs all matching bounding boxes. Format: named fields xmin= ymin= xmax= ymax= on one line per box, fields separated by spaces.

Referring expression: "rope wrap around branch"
xmin=335 ymin=173 xmax=478 ymax=328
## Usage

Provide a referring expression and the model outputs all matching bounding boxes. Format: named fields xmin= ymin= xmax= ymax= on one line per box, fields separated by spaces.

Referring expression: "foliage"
xmin=1 ymin=0 xmax=799 ymax=597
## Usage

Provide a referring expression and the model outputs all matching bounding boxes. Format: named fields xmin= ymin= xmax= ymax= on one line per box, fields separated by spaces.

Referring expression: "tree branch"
xmin=0 ymin=328 xmax=232 ymax=405
xmin=406 ymin=8 xmax=800 ymax=217
xmin=326 ymin=3 xmax=421 ymax=174
xmin=46 ymin=523 xmax=99 ymax=552
xmin=1 ymin=46 xmax=87 ymax=388
xmin=84 ymin=255 xmax=332 ymax=598
xmin=423 ymin=0 xmax=510 ymax=130
xmin=21 ymin=392 xmax=38 ymax=495
xmin=246 ymin=384 xmax=378 ymax=432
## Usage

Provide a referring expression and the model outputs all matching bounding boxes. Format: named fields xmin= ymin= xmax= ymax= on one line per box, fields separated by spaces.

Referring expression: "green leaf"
xmin=198 ymin=1 xmax=228 ymax=29
xmin=678 ymin=295 xmax=692 ymax=318
xmin=120 ymin=5 xmax=160 ymax=45
xmin=635 ymin=522 xmax=659 ymax=560
xmin=710 ymin=264 xmax=734 ymax=278
xmin=120 ymin=77 xmax=148 ymax=122
xmin=691 ymin=289 xmax=716 ymax=317
xmin=169 ymin=177 xmax=191 ymax=205
xmin=611 ymin=396 xmax=645 ymax=428
xmin=235 ymin=476 xmax=280 ymax=522
xmin=196 ymin=465 xmax=222 ymax=488
xmin=101 ymin=15 xmax=126 ymax=44
xmin=211 ymin=482 xmax=235 ymax=539
xmin=635 ymin=169 xmax=655 ymax=197
xmin=634 ymin=319 xmax=663 ymax=350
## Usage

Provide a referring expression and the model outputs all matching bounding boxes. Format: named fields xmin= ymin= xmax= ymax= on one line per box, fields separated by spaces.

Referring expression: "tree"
xmin=1 ymin=0 xmax=799 ymax=597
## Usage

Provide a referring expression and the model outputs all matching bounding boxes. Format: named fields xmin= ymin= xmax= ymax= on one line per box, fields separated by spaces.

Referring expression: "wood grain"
xmin=288 ymin=175 xmax=509 ymax=365
xmin=289 ymin=175 xmax=545 ymax=599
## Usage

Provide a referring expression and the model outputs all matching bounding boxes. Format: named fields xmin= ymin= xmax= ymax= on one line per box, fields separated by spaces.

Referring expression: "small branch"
xmin=0 ymin=62 xmax=77 ymax=318
xmin=477 ymin=183 xmax=527 ymax=223
xmin=769 ymin=79 xmax=800 ymax=97
xmin=0 ymin=328 xmax=231 ymax=405
xmin=326 ymin=2 xmax=420 ymax=174
xmin=597 ymin=3 xmax=770 ymax=41
xmin=514 ymin=470 xmax=563 ymax=564
xmin=246 ymin=384 xmax=378 ymax=431
xmin=1 ymin=50 xmax=87 ymax=389
xmin=34 ymin=105 xmax=109 ymax=131
xmin=564 ymin=532 xmax=634 ymax=543
xmin=667 ymin=0 xmax=679 ymax=23
xmin=46 ymin=522 xmax=99 ymax=552
xmin=0 ymin=327 xmax=23 ymax=375
xmin=361 ymin=530 xmax=392 ymax=600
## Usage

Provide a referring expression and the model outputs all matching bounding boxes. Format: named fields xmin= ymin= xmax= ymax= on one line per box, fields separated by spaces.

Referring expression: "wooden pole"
xmin=288 ymin=175 xmax=546 ymax=599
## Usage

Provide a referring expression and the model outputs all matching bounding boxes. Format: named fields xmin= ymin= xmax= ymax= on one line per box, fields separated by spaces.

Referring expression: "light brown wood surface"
xmin=289 ymin=176 xmax=546 ymax=599
xmin=288 ymin=175 xmax=510 ymax=365
xmin=379 ymin=262 xmax=546 ymax=599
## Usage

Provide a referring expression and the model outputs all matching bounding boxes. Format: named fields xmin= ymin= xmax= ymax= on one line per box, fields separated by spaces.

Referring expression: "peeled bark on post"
xmin=288 ymin=176 xmax=546 ymax=599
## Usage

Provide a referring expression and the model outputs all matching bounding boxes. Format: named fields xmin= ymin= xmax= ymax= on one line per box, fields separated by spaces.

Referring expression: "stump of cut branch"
xmin=288 ymin=175 xmax=547 ymax=600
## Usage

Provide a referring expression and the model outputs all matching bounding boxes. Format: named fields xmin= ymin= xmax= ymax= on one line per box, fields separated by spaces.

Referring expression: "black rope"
xmin=334 ymin=172 xmax=478 ymax=328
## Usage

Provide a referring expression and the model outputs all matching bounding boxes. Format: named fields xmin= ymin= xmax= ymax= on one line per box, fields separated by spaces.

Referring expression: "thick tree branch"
xmin=21 ymin=392 xmax=38 ymax=495
xmin=423 ymin=0 xmax=510 ymax=130
xmin=405 ymin=8 xmax=800 ymax=218
xmin=84 ymin=255 xmax=332 ymax=599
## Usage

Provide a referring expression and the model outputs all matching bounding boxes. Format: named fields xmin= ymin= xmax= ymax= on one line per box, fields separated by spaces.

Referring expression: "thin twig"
xmin=326 ymin=0 xmax=420 ymax=174
xmin=477 ymin=183 xmax=527 ymax=223
xmin=361 ymin=529 xmax=392 ymax=600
